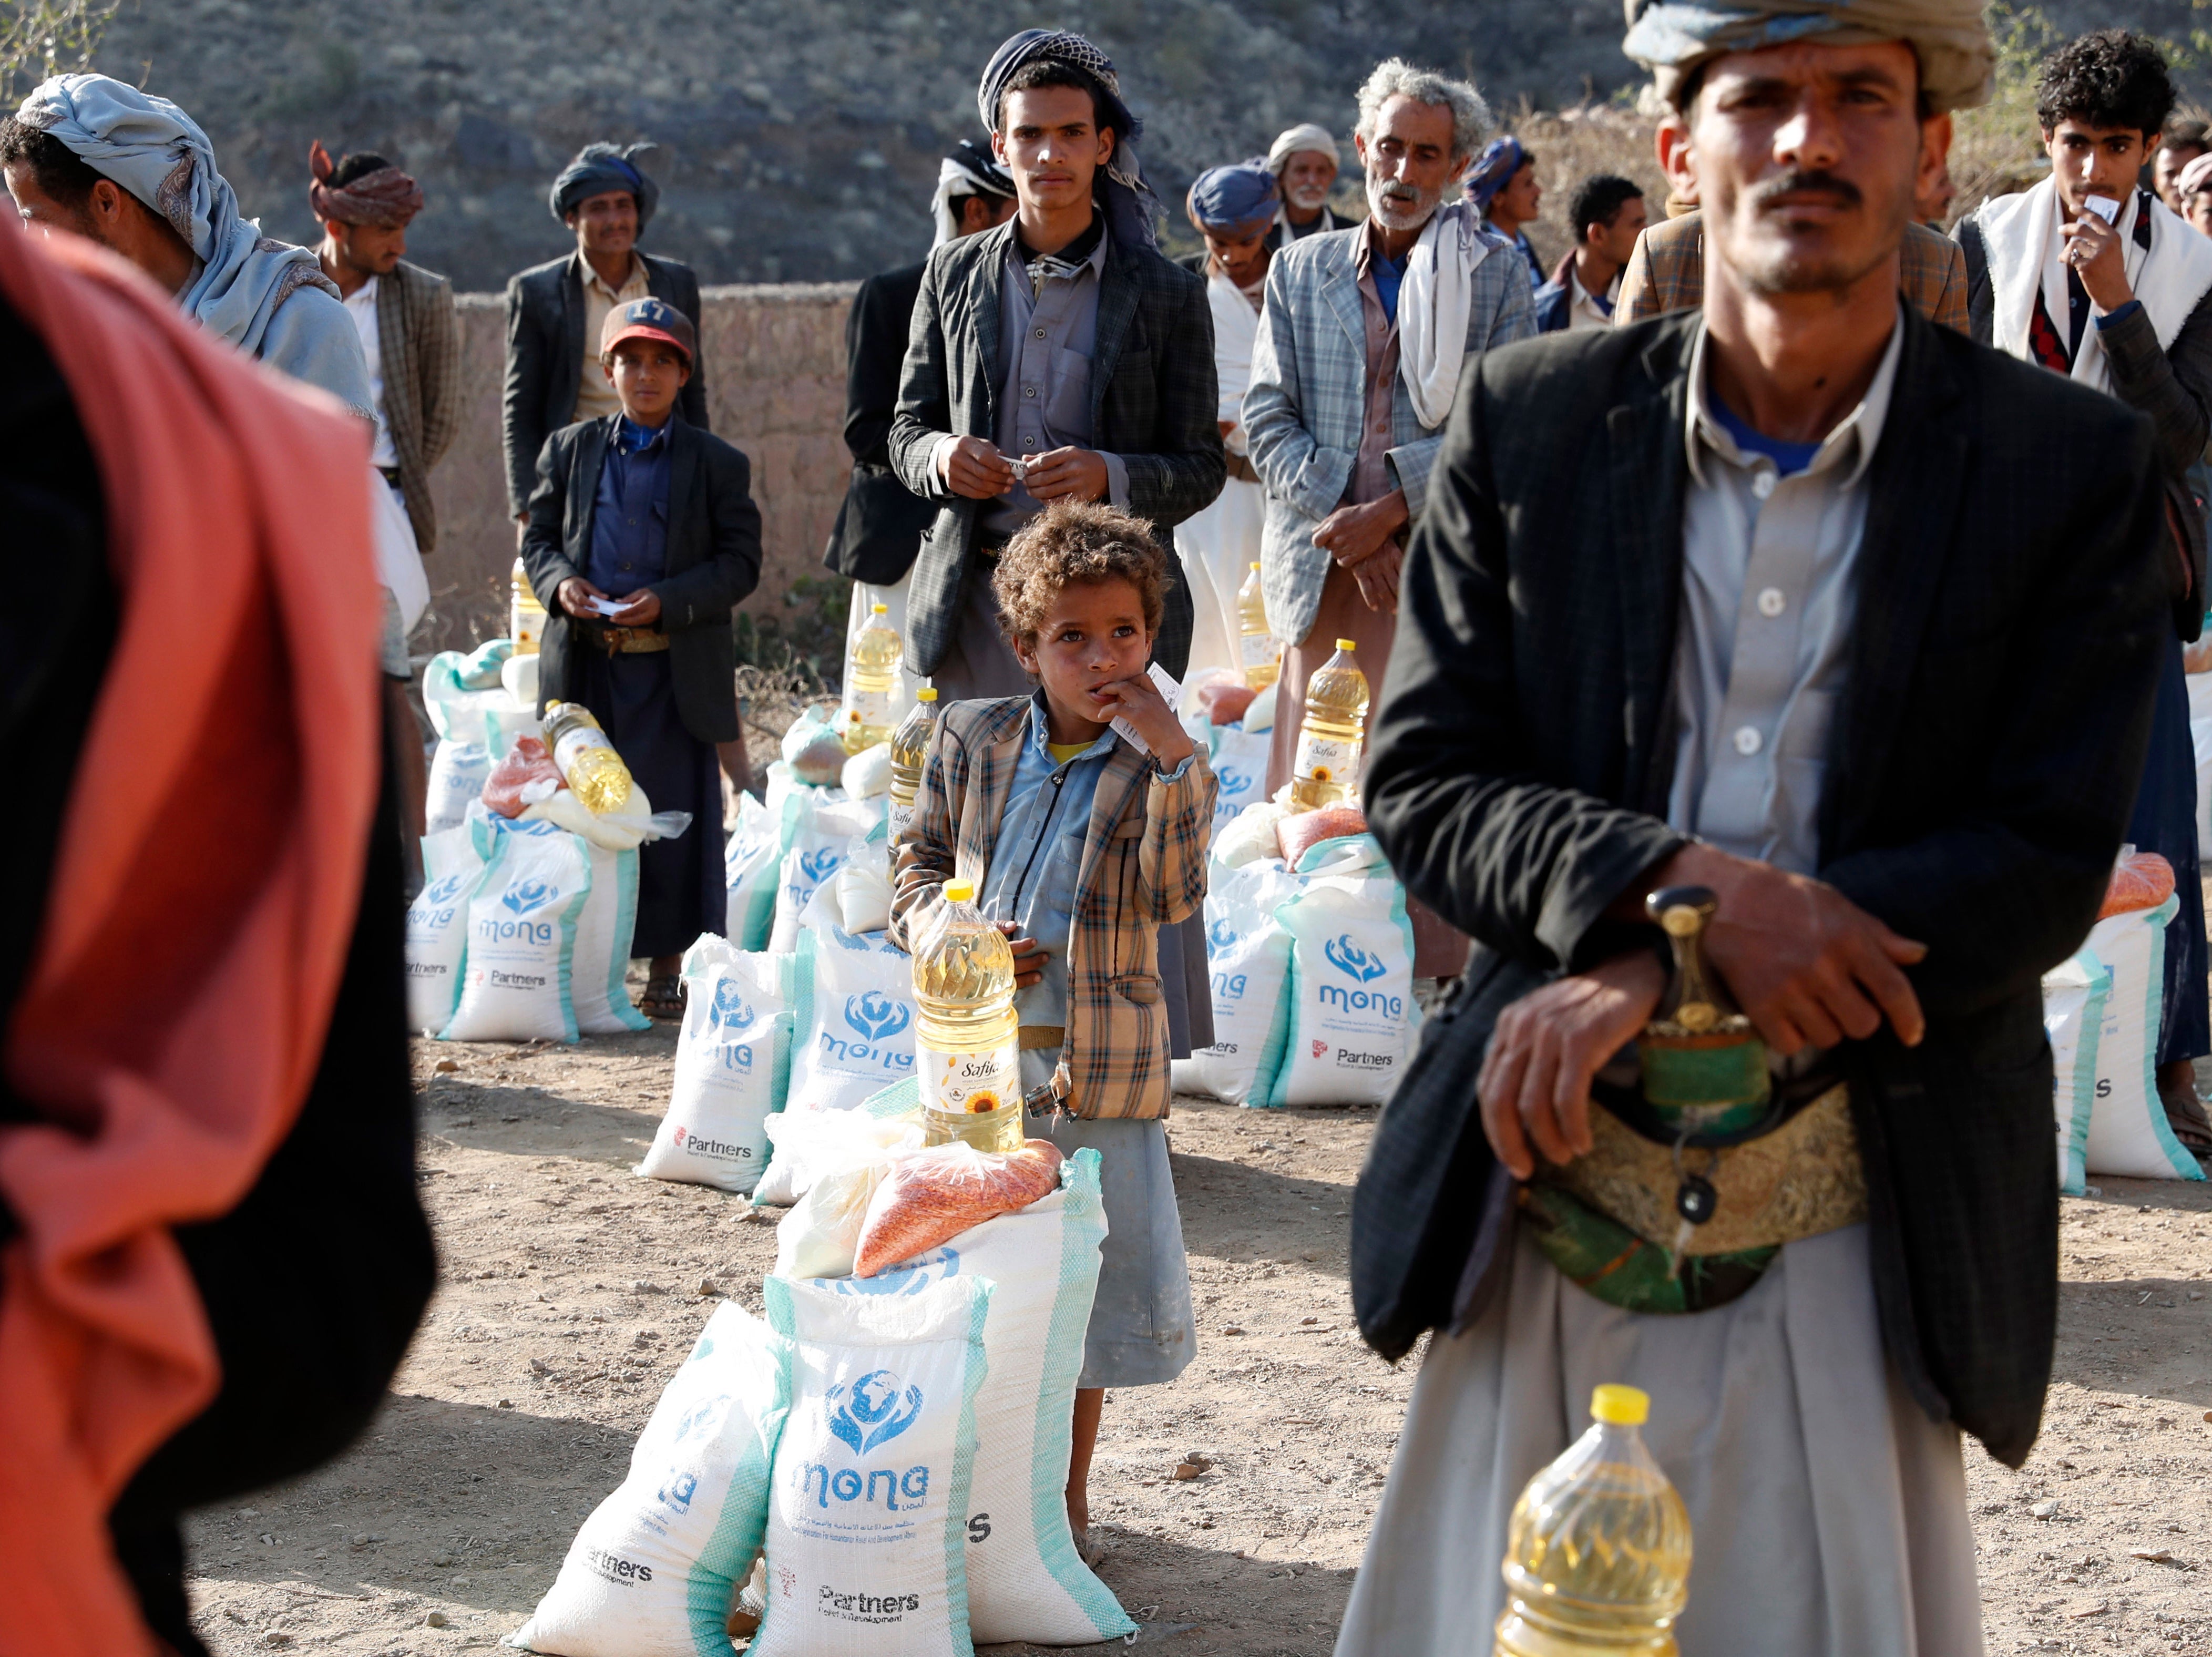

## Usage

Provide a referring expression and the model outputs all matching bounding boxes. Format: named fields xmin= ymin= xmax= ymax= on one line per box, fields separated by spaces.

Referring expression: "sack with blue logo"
xmin=848 ymin=1149 xmax=1135 ymax=1646
xmin=1204 ymin=722 xmax=1273 ymax=844
xmin=441 ymin=823 xmax=592 ymax=1042
xmin=2043 ymin=950 xmax=2113 ymax=1196
xmin=2067 ymin=896 xmax=2207 ymax=1183
xmin=1174 ymin=860 xmax=1299 ymax=1106
xmin=752 ymin=1272 xmax=992 ymax=1657
xmin=789 ymin=924 xmax=919 ymax=1112
xmin=771 ymin=797 xmax=883 ymax=954
xmin=725 ymin=792 xmax=783 ymax=952
xmin=639 ymin=938 xmax=793 ymax=1194
xmin=405 ymin=824 xmax=489 ymax=1033
xmin=570 ymin=835 xmax=652 ymax=1035
xmin=507 ymin=1302 xmax=793 ymax=1657
xmin=1266 ymin=857 xmax=1417 ymax=1107
xmin=425 ymin=740 xmax=491 ymax=836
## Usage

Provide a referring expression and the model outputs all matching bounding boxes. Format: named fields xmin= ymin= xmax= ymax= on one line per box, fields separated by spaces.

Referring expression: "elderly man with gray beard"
xmin=1243 ymin=58 xmax=1535 ymax=983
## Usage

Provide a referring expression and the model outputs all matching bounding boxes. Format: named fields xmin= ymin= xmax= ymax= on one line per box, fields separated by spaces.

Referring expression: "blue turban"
xmin=1462 ymin=137 xmax=1526 ymax=212
xmin=978 ymin=30 xmax=1160 ymax=253
xmin=549 ymin=142 xmax=660 ymax=229
xmin=1186 ymin=162 xmax=1278 ymax=233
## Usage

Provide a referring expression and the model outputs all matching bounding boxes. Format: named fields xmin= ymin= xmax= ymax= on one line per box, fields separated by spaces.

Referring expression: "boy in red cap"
xmin=520 ymin=297 xmax=763 ymax=1018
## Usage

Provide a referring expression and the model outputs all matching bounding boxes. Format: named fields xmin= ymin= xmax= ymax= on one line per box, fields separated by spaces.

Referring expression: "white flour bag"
xmin=754 ymin=1087 xmax=925 ymax=1208
xmin=772 ymin=799 xmax=882 ymax=953
xmin=838 ymin=1150 xmax=1133 ymax=1646
xmin=572 ymin=839 xmax=651 ymax=1035
xmin=1266 ymin=866 xmax=1416 ymax=1106
xmin=404 ymin=824 xmax=487 ymax=1033
xmin=790 ymin=924 xmax=919 ymax=1110
xmin=425 ymin=740 xmax=491 ymax=836
xmin=2043 ymin=951 xmax=2113 ymax=1196
xmin=442 ymin=823 xmax=591 ymax=1042
xmin=726 ymin=792 xmax=783 ymax=951
xmin=1174 ymin=861 xmax=1298 ymax=1105
xmin=508 ymin=1304 xmax=793 ymax=1656
xmin=1205 ymin=722 xmax=1273 ymax=843
xmin=752 ymin=1273 xmax=992 ymax=1657
xmin=2075 ymin=897 xmax=2206 ymax=1181
xmin=640 ymin=939 xmax=793 ymax=1194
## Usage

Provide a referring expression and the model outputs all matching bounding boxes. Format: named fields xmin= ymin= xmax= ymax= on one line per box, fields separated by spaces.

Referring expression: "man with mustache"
xmin=1338 ymin=1 xmax=2169 ymax=1651
xmin=1263 ymin=122 xmax=1357 ymax=250
xmin=1243 ymin=57 xmax=1535 ymax=987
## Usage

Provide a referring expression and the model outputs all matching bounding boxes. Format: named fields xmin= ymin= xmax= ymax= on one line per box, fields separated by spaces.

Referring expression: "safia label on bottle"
xmin=1240 ymin=631 xmax=1278 ymax=667
xmin=917 ymin=1039 xmax=1019 ymax=1113
xmin=1294 ymin=731 xmax=1359 ymax=785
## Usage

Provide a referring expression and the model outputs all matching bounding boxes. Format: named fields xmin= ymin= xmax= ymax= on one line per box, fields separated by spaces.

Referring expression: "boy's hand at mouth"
xmin=1093 ymin=671 xmax=1195 ymax=768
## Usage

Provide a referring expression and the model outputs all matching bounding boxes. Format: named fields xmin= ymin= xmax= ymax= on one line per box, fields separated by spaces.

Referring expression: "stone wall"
xmin=420 ymin=282 xmax=855 ymax=654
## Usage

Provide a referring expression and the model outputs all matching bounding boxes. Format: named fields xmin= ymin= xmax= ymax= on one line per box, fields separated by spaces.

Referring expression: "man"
xmin=1534 ymin=173 xmax=1646 ymax=331
xmin=2157 ymin=116 xmax=2209 ymax=214
xmin=2180 ymin=150 xmax=2212 ymax=237
xmin=1244 ymin=57 xmax=1535 ymax=981
xmin=1956 ymin=29 xmax=2212 ymax=1158
xmin=1464 ymin=134 xmax=1546 ymax=286
xmin=312 ymin=141 xmax=460 ymax=858
xmin=1264 ymin=122 xmax=1358 ymax=250
xmin=503 ymin=142 xmax=707 ymax=528
xmin=824 ymin=138 xmax=1016 ymax=695
xmin=1338 ymin=2 xmax=2168 ymax=1653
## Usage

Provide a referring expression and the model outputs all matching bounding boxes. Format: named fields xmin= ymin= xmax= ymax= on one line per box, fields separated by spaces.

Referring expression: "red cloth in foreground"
xmin=0 ymin=214 xmax=377 ymax=1656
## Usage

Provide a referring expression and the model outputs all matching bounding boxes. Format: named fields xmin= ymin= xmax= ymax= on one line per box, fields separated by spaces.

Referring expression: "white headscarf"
xmin=1266 ymin=123 xmax=1340 ymax=173
xmin=928 ymin=140 xmax=1016 ymax=247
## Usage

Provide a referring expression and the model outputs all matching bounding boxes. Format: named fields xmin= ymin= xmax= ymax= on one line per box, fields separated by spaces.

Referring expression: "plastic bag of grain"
xmin=405 ymin=824 xmax=488 ymax=1033
xmin=639 ymin=938 xmax=792 ymax=1194
xmin=2043 ymin=950 xmax=2112 ymax=1197
xmin=754 ymin=1086 xmax=926 ymax=1208
xmin=2073 ymin=895 xmax=2206 ymax=1181
xmin=1264 ymin=861 xmax=1416 ymax=1107
xmin=507 ymin=1303 xmax=792 ymax=1656
xmin=442 ymin=821 xmax=592 ymax=1042
xmin=1174 ymin=860 xmax=1299 ymax=1105
xmin=751 ymin=1272 xmax=992 ymax=1657
xmin=789 ymin=924 xmax=918 ymax=1110
xmin=1212 ymin=797 xmax=1292 ymax=872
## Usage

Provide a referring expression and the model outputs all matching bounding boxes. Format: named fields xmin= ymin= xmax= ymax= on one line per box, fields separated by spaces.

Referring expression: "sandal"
xmin=2159 ymin=1083 xmax=2212 ymax=1159
xmin=638 ymin=976 xmax=685 ymax=1022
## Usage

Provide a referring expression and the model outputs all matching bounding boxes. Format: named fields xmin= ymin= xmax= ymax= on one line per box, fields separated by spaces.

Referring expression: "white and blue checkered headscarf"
xmin=979 ymin=30 xmax=1161 ymax=254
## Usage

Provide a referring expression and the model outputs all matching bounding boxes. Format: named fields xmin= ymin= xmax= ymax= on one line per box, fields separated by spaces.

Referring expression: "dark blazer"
xmin=501 ymin=251 xmax=709 ymax=517
xmin=519 ymin=413 xmax=762 ymax=745
xmin=1358 ymin=306 xmax=2168 ymax=1469
xmin=887 ymin=218 xmax=1227 ymax=678
xmin=823 ymin=259 xmax=936 ymax=585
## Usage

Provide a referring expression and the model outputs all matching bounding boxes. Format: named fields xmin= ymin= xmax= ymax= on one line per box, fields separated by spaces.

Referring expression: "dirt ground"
xmin=176 ymin=1024 xmax=2212 ymax=1656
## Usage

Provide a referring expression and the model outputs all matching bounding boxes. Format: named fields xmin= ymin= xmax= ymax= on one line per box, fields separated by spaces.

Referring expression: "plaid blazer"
xmin=887 ymin=696 xmax=1216 ymax=1121
xmin=1243 ymin=221 xmax=1538 ymax=649
xmin=374 ymin=259 xmax=460 ymax=552
xmin=887 ymin=221 xmax=1227 ymax=680
xmin=1616 ymin=209 xmax=1970 ymax=333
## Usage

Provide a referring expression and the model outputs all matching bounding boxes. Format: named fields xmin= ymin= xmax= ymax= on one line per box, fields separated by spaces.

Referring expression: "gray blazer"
xmin=1242 ymin=221 xmax=1536 ymax=648
xmin=887 ymin=218 xmax=1226 ymax=678
xmin=374 ymin=259 xmax=460 ymax=552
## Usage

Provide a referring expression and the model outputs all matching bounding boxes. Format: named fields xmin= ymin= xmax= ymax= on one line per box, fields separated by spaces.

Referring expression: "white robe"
xmin=1177 ymin=267 xmax=1267 ymax=684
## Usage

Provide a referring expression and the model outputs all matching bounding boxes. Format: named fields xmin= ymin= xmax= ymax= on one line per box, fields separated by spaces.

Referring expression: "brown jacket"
xmin=1617 ymin=210 xmax=1970 ymax=333
xmin=374 ymin=259 xmax=461 ymax=551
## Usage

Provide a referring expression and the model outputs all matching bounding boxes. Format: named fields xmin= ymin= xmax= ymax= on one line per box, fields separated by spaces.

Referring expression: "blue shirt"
xmin=1708 ymin=396 xmax=1822 ymax=477
xmin=1370 ymin=249 xmax=1408 ymax=327
xmin=586 ymin=416 xmax=673 ymax=595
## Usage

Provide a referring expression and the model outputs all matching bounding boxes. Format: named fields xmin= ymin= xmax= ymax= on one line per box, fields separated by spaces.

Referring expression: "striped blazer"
xmin=1242 ymin=220 xmax=1537 ymax=650
xmin=887 ymin=697 xmax=1216 ymax=1121
xmin=1616 ymin=209 xmax=1970 ymax=333
xmin=374 ymin=259 xmax=460 ymax=552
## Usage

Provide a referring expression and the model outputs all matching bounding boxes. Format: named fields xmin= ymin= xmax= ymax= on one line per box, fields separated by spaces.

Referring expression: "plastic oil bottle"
xmin=910 ymin=879 xmax=1023 ymax=1152
xmin=510 ymin=558 xmax=546 ymax=656
xmin=887 ymin=688 xmax=939 ymax=857
xmin=541 ymin=701 xmax=636 ymax=815
xmin=1288 ymin=639 xmax=1370 ymax=810
xmin=1236 ymin=562 xmax=1279 ymax=692
xmin=1493 ymin=1384 xmax=1692 ymax=1656
xmin=842 ymin=601 xmax=904 ymax=754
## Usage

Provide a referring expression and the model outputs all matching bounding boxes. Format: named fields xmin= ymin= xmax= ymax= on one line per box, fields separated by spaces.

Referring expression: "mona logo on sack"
xmin=1207 ymin=917 xmax=1238 ymax=957
xmin=829 ymin=1251 xmax=964 ymax=1299
xmin=1217 ymin=765 xmax=1255 ymax=801
xmin=1324 ymin=934 xmax=1389 ymax=983
xmin=827 ymin=1370 xmax=926 ymax=1455
xmin=845 ymin=990 xmax=913 ymax=1044
xmin=712 ymin=977 xmax=756 ymax=1032
xmin=420 ymin=873 xmax=467 ymax=910
xmin=800 ymin=845 xmax=846 ymax=885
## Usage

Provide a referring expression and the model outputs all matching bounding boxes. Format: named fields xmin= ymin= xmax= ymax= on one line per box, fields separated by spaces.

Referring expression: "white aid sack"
xmin=640 ymin=939 xmax=793 ymax=1194
xmin=2043 ymin=951 xmax=2113 ymax=1197
xmin=425 ymin=741 xmax=492 ymax=836
xmin=405 ymin=825 xmax=488 ymax=1034
xmin=752 ymin=1273 xmax=992 ymax=1657
xmin=849 ymin=1150 xmax=1134 ymax=1646
xmin=1266 ymin=864 xmax=1416 ymax=1107
xmin=2074 ymin=897 xmax=2206 ymax=1181
xmin=442 ymin=823 xmax=591 ymax=1043
xmin=754 ymin=1089 xmax=925 ymax=1208
xmin=726 ymin=792 xmax=783 ymax=952
xmin=790 ymin=925 xmax=919 ymax=1111
xmin=507 ymin=1303 xmax=792 ymax=1657
xmin=1174 ymin=861 xmax=1299 ymax=1106
xmin=546 ymin=829 xmax=651 ymax=1036
xmin=772 ymin=799 xmax=883 ymax=953
xmin=1205 ymin=722 xmax=1274 ymax=844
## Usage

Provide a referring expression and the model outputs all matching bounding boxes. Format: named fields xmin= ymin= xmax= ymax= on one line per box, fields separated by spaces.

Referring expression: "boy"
xmin=521 ymin=297 xmax=762 ymax=1019
xmin=889 ymin=499 xmax=1216 ymax=1549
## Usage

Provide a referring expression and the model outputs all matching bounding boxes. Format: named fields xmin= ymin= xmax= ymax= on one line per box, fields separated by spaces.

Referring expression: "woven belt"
xmin=582 ymin=622 xmax=670 ymax=655
xmin=1224 ymin=451 xmax=1259 ymax=485
xmin=1018 ymin=1025 xmax=1064 ymax=1051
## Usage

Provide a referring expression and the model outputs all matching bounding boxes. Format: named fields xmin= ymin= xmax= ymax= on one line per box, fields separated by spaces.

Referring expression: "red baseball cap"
xmin=600 ymin=296 xmax=695 ymax=363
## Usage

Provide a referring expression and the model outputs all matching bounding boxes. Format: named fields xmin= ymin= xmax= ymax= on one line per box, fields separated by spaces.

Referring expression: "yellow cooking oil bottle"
xmin=541 ymin=702 xmax=635 ymax=815
xmin=1237 ymin=562 xmax=1281 ymax=692
xmin=510 ymin=558 xmax=546 ymax=655
xmin=1494 ymin=1384 xmax=1692 ymax=1656
xmin=842 ymin=601 xmax=904 ymax=754
xmin=1288 ymin=639 xmax=1369 ymax=809
xmin=910 ymin=879 xmax=1023 ymax=1152
xmin=887 ymin=687 xmax=939 ymax=858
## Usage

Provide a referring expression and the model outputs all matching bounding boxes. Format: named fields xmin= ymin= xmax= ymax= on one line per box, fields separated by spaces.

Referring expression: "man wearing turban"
xmin=1264 ymin=122 xmax=1357 ymax=251
xmin=1463 ymin=135 xmax=1547 ymax=288
xmin=1340 ymin=0 xmax=2171 ymax=1651
xmin=501 ymin=141 xmax=706 ymax=527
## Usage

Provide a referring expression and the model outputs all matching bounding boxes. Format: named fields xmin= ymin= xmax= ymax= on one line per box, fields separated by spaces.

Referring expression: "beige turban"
xmin=1622 ymin=0 xmax=1994 ymax=112
xmin=1267 ymin=123 xmax=1340 ymax=172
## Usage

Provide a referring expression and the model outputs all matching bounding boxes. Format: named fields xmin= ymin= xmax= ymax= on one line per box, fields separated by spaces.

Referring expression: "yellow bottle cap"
xmin=917 ymin=687 xmax=938 ymax=702
xmin=872 ymin=603 xmax=889 ymax=614
xmin=1591 ymin=1384 xmax=1649 ymax=1426
xmin=1250 ymin=561 xmax=1262 ymax=570
xmin=943 ymin=879 xmax=976 ymax=903
xmin=1335 ymin=638 xmax=1357 ymax=652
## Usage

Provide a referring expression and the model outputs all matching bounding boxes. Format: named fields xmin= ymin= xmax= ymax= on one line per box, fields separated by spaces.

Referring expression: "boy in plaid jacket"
xmin=889 ymin=499 xmax=1216 ymax=1549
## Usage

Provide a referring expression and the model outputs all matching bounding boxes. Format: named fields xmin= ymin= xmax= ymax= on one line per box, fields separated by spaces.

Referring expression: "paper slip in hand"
xmin=583 ymin=595 xmax=627 ymax=617
xmin=2083 ymin=194 xmax=2122 ymax=224
xmin=1110 ymin=662 xmax=1181 ymax=755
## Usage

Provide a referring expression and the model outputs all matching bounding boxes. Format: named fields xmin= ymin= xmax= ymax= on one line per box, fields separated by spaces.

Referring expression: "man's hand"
xmin=999 ymin=920 xmax=1049 ymax=989
xmin=556 ymin=576 xmax=611 ymax=619
xmin=1350 ymin=543 xmax=1403 ymax=612
xmin=1624 ymin=843 xmax=1928 ymax=1054
xmin=1023 ymin=446 xmax=1110 ymax=503
xmin=1312 ymin=492 xmax=1408 ymax=573
xmin=2065 ymin=199 xmax=2135 ymax=313
xmin=606 ymin=588 xmax=661 ymax=628
xmin=1092 ymin=670 xmax=1195 ymax=767
xmin=1479 ymin=950 xmax=1665 ymax=1180
xmin=943 ymin=436 xmax=1017 ymax=500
